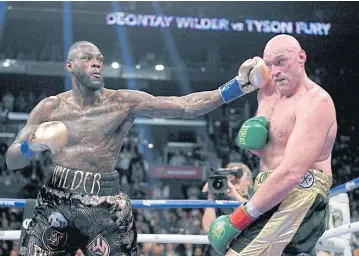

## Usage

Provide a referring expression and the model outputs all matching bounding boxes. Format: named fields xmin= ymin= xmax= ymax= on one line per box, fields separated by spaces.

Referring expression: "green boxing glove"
xmin=208 ymin=215 xmax=240 ymax=255
xmin=208 ymin=204 xmax=257 ymax=255
xmin=237 ymin=116 xmax=269 ymax=150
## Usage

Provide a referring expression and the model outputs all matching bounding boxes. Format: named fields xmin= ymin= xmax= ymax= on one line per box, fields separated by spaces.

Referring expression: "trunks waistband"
xmin=254 ymin=169 xmax=333 ymax=197
xmin=45 ymin=165 xmax=120 ymax=196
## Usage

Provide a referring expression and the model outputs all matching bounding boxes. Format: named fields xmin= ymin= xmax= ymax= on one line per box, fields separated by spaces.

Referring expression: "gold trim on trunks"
xmin=229 ymin=169 xmax=332 ymax=256
xmin=254 ymin=169 xmax=332 ymax=197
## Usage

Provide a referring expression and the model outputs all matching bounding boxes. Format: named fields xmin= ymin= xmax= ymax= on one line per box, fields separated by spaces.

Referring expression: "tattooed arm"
xmin=6 ymin=97 xmax=59 ymax=170
xmin=121 ymin=89 xmax=224 ymax=119
xmin=115 ymin=57 xmax=272 ymax=119
xmin=118 ymin=57 xmax=271 ymax=119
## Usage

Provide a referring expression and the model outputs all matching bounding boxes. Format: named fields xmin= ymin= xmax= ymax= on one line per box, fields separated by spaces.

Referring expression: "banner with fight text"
xmin=106 ymin=12 xmax=332 ymax=36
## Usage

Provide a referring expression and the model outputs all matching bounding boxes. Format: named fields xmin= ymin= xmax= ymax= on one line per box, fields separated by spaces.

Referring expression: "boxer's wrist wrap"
xmin=20 ymin=139 xmax=35 ymax=158
xmin=219 ymin=78 xmax=247 ymax=103
xmin=244 ymin=201 xmax=262 ymax=219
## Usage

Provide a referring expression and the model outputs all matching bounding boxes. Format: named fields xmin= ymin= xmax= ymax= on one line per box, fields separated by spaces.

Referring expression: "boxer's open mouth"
xmin=91 ymin=72 xmax=101 ymax=79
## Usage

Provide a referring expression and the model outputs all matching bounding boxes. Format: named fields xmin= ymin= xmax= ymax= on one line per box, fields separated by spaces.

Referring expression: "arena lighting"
xmin=3 ymin=60 xmax=9 ymax=67
xmin=155 ymin=64 xmax=164 ymax=71
xmin=151 ymin=2 xmax=191 ymax=96
xmin=148 ymin=143 xmax=154 ymax=149
xmin=111 ymin=62 xmax=120 ymax=69
xmin=135 ymin=64 xmax=141 ymax=69
xmin=63 ymin=1 xmax=72 ymax=91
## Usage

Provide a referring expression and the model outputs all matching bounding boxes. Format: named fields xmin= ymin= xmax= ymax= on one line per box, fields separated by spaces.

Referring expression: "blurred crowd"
xmin=0 ymin=29 xmax=359 ymax=256
xmin=1 ymin=91 xmax=47 ymax=114
xmin=0 ymin=87 xmax=358 ymax=255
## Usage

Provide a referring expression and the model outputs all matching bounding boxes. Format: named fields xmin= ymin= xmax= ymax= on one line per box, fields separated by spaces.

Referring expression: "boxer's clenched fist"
xmin=21 ymin=121 xmax=68 ymax=157
xmin=249 ymin=57 xmax=271 ymax=88
xmin=219 ymin=57 xmax=271 ymax=103
xmin=236 ymin=57 xmax=270 ymax=92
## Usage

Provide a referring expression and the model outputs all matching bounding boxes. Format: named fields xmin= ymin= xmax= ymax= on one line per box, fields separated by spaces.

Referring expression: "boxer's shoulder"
xmin=103 ymin=88 xmax=117 ymax=98
xmin=301 ymin=84 xmax=333 ymax=106
xmin=111 ymin=89 xmax=133 ymax=102
xmin=100 ymin=89 xmax=122 ymax=103
xmin=32 ymin=96 xmax=60 ymax=116
xmin=40 ymin=95 xmax=61 ymax=107
xmin=296 ymin=85 xmax=335 ymax=118
xmin=25 ymin=96 xmax=61 ymax=124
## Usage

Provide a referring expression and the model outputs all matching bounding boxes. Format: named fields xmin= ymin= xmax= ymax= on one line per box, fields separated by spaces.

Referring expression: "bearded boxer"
xmin=208 ymin=34 xmax=337 ymax=256
xmin=6 ymin=41 xmax=269 ymax=256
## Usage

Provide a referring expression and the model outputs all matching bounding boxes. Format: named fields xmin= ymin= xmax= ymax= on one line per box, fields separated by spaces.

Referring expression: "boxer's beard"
xmin=73 ymin=65 xmax=104 ymax=90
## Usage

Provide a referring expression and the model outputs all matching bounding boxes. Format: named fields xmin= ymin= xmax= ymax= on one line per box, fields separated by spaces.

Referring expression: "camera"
xmin=208 ymin=167 xmax=243 ymax=195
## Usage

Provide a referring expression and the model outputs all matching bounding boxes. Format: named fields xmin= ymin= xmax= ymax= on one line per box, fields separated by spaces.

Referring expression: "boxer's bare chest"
xmin=43 ymin=94 xmax=135 ymax=172
xmin=256 ymin=94 xmax=299 ymax=147
xmin=48 ymin=98 xmax=131 ymax=146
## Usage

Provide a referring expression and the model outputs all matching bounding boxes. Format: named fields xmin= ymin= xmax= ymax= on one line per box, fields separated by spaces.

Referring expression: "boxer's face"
xmin=67 ymin=44 xmax=105 ymax=90
xmin=264 ymin=48 xmax=306 ymax=96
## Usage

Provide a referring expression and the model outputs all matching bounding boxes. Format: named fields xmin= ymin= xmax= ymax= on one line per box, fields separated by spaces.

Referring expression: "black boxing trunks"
xmin=229 ymin=169 xmax=332 ymax=256
xmin=19 ymin=165 xmax=137 ymax=256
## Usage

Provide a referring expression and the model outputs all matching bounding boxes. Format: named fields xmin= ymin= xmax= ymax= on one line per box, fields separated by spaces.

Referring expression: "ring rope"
xmin=0 ymin=199 xmax=241 ymax=208
xmin=0 ymin=176 xmax=358 ymax=209
xmin=0 ymin=177 xmax=357 ymax=256
xmin=318 ymin=221 xmax=359 ymax=241
xmin=0 ymin=223 xmax=357 ymax=244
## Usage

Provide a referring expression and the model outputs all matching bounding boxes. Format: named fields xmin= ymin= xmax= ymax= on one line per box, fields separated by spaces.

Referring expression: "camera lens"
xmin=213 ymin=179 xmax=224 ymax=190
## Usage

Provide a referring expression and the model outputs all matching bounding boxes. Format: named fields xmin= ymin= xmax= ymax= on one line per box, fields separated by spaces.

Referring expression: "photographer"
xmin=201 ymin=162 xmax=253 ymax=256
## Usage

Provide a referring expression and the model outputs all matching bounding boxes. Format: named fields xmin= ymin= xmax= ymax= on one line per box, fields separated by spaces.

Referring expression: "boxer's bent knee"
xmin=229 ymin=169 xmax=332 ymax=256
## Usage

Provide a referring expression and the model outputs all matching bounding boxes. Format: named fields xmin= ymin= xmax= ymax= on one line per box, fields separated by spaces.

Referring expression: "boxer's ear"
xmin=65 ymin=61 xmax=73 ymax=72
xmin=298 ymin=49 xmax=306 ymax=66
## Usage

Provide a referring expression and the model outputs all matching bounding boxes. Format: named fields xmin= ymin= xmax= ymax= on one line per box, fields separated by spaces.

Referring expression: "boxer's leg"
xmin=282 ymin=195 xmax=329 ymax=256
xmin=227 ymin=170 xmax=332 ymax=256
xmin=227 ymin=188 xmax=317 ymax=256
xmin=76 ymin=192 xmax=137 ymax=256
xmin=19 ymin=188 xmax=78 ymax=256
xmin=226 ymin=206 xmax=279 ymax=256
